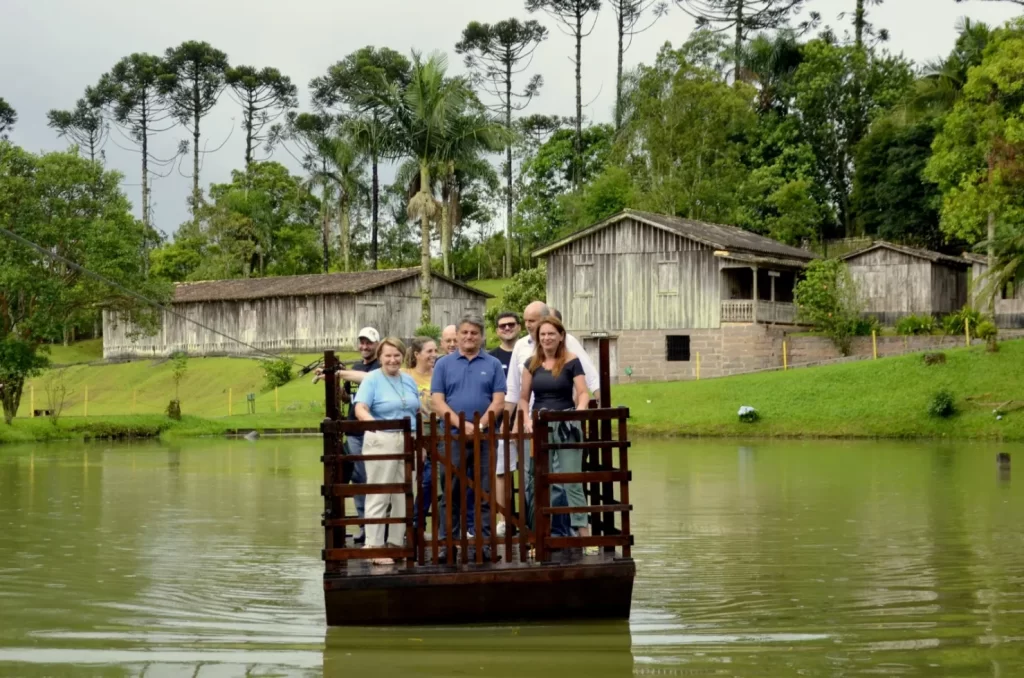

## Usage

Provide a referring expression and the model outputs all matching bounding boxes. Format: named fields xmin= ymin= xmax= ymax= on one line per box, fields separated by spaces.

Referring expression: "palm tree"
xmin=741 ymin=31 xmax=803 ymax=114
xmin=375 ymin=52 xmax=475 ymax=322
xmin=907 ymin=19 xmax=992 ymax=120
xmin=346 ymin=114 xmax=397 ymax=270
xmin=311 ymin=133 xmax=367 ymax=272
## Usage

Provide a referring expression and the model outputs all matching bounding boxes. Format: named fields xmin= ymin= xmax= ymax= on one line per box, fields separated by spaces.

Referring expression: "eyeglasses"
xmin=497 ymin=322 xmax=518 ymax=330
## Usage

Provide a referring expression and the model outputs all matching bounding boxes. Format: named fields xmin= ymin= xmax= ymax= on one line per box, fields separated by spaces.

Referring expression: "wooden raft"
xmin=319 ymin=339 xmax=635 ymax=626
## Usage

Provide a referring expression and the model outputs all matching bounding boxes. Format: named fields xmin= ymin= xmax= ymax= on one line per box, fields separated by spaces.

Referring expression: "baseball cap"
xmin=357 ymin=327 xmax=380 ymax=343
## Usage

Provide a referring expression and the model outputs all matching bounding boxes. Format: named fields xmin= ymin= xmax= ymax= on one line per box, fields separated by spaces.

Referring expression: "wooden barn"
xmin=533 ymin=209 xmax=817 ymax=382
xmin=963 ymin=252 xmax=1024 ymax=328
xmin=840 ymin=241 xmax=968 ymax=325
xmin=102 ymin=268 xmax=490 ymax=360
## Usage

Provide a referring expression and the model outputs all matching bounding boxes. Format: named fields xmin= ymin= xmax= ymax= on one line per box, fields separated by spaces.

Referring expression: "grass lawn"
xmin=469 ymin=278 xmax=510 ymax=313
xmin=40 ymin=338 xmax=104 ymax=365
xmin=6 ymin=338 xmax=1023 ymax=444
xmin=615 ymin=339 xmax=1024 ymax=440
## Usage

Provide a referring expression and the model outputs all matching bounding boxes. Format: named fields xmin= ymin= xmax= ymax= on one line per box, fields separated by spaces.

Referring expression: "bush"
xmin=852 ymin=316 xmax=880 ymax=336
xmin=794 ymin=259 xmax=863 ymax=355
xmin=942 ymin=307 xmax=986 ymax=336
xmin=484 ymin=265 xmax=546 ymax=329
xmin=895 ymin=314 xmax=936 ymax=336
xmin=261 ymin=356 xmax=294 ymax=391
xmin=415 ymin=323 xmax=441 ymax=342
xmin=928 ymin=390 xmax=956 ymax=418
xmin=976 ymin=320 xmax=999 ymax=352
xmin=922 ymin=352 xmax=947 ymax=365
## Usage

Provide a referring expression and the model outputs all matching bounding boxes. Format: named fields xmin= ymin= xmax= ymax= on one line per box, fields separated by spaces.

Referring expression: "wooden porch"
xmin=720 ymin=300 xmax=798 ymax=324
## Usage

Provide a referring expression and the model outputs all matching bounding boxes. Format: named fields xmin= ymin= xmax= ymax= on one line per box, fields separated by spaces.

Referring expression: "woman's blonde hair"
xmin=528 ymin=316 xmax=568 ymax=377
xmin=375 ymin=337 xmax=406 ymax=361
xmin=405 ymin=336 xmax=435 ymax=369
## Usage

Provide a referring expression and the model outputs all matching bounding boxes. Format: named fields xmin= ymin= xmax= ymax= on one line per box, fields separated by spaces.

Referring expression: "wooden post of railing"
xmin=457 ymin=413 xmax=469 ymax=565
xmin=472 ymin=412 xmax=484 ymax=565
xmin=429 ymin=413 xmax=440 ymax=566
xmin=442 ymin=413 xmax=454 ymax=565
xmin=487 ymin=411 xmax=499 ymax=564
xmin=415 ymin=412 xmax=425 ymax=565
xmin=500 ymin=411 xmax=514 ymax=561
xmin=322 ymin=351 xmax=342 ymax=573
xmin=404 ymin=418 xmax=416 ymax=569
xmin=585 ymin=403 xmax=602 ymax=538
xmin=599 ymin=339 xmax=615 ymax=547
xmin=515 ymin=409 xmax=529 ymax=563
xmin=533 ymin=408 xmax=551 ymax=563
xmin=618 ymin=412 xmax=632 ymax=559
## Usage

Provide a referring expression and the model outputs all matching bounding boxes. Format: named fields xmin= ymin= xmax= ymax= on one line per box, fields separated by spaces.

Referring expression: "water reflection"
xmin=0 ymin=438 xmax=1022 ymax=677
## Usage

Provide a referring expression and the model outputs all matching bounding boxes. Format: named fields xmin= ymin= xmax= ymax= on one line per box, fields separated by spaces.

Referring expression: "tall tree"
xmin=269 ymin=111 xmax=337 ymax=272
xmin=377 ymin=52 xmax=474 ymax=322
xmin=92 ymin=53 xmax=176 ymax=230
xmin=0 ymin=142 xmax=168 ymax=422
xmin=0 ymin=98 xmax=15 ymax=138
xmin=456 ymin=19 xmax=548 ymax=277
xmin=607 ymin=1 xmax=668 ymax=130
xmin=673 ymin=0 xmax=807 ymax=81
xmin=159 ymin=41 xmax=230 ymax=220
xmin=526 ymin=0 xmax=602 ymax=189
xmin=310 ymin=47 xmax=412 ymax=270
xmin=225 ymin=66 xmax=298 ymax=168
xmin=311 ymin=134 xmax=367 ymax=272
xmin=46 ymin=97 xmax=109 ymax=162
xmin=925 ymin=20 xmax=1024 ymax=294
xmin=837 ymin=0 xmax=886 ymax=51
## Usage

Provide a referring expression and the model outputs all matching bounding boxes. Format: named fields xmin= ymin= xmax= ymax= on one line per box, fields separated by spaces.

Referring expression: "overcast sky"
xmin=1 ymin=0 xmax=1021 ymax=238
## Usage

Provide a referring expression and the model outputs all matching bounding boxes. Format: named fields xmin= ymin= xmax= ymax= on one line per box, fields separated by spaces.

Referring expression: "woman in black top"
xmin=517 ymin=316 xmax=591 ymax=538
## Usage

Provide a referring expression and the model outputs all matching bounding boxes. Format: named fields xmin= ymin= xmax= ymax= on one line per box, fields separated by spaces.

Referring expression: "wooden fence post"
xmin=965 ymin=317 xmax=971 ymax=347
xmin=872 ymin=330 xmax=877 ymax=360
xmin=783 ymin=341 xmax=788 ymax=371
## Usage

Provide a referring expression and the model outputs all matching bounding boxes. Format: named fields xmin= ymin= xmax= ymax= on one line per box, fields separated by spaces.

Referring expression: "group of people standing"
xmin=319 ymin=301 xmax=599 ymax=565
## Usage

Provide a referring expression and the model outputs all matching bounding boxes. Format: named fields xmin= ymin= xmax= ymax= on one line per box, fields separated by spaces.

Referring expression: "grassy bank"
xmin=5 ymin=339 xmax=1023 ymax=444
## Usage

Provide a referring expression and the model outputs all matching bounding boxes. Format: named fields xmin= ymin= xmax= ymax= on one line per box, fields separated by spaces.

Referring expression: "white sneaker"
xmin=496 ymin=521 xmax=506 ymax=537
xmin=465 ymin=530 xmax=475 ymax=539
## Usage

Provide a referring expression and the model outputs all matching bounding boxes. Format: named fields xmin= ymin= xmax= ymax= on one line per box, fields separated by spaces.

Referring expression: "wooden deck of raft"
xmin=319 ymin=340 xmax=635 ymax=626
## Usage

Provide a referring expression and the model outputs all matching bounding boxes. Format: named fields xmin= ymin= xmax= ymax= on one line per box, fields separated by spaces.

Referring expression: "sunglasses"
xmin=497 ymin=322 xmax=519 ymax=330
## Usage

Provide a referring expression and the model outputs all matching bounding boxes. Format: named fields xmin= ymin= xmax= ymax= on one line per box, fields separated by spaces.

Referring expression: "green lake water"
xmin=0 ymin=438 xmax=1022 ymax=677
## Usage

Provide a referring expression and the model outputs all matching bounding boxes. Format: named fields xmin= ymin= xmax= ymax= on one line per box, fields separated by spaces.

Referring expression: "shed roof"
xmin=173 ymin=268 xmax=491 ymax=304
xmin=962 ymin=251 xmax=988 ymax=265
xmin=840 ymin=241 xmax=969 ymax=268
xmin=532 ymin=209 xmax=817 ymax=261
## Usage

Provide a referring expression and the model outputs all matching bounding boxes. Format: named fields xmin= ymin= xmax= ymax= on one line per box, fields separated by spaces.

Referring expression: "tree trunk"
xmin=244 ymin=95 xmax=254 ymax=167
xmin=340 ymin=197 xmax=351 ymax=273
xmin=1 ymin=374 xmax=24 ymax=425
xmin=616 ymin=12 xmax=625 ymax=130
xmin=141 ymin=99 xmax=150 ymax=230
xmin=419 ymin=163 xmax=433 ymax=325
xmin=574 ymin=9 xmax=583 ymax=190
xmin=441 ymin=190 xmax=451 ymax=278
xmin=371 ymin=156 xmax=380 ymax=270
xmin=505 ymin=62 xmax=514 ymax=279
xmin=734 ymin=1 xmax=744 ymax=85
xmin=855 ymin=0 xmax=865 ymax=50
xmin=192 ymin=85 xmax=201 ymax=224
xmin=321 ymin=184 xmax=330 ymax=273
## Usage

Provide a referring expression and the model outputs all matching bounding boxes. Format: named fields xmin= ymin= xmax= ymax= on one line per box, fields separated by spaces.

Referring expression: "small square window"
xmin=666 ymin=335 xmax=690 ymax=362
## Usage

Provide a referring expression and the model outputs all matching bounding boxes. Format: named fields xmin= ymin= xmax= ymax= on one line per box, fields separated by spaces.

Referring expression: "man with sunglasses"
xmin=490 ymin=311 xmax=520 ymax=376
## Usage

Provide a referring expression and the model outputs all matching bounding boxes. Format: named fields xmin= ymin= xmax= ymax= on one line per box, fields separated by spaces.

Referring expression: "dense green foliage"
xmin=895 ymin=314 xmax=937 ymax=336
xmin=260 ymin=356 xmax=294 ymax=391
xmin=484 ymin=266 xmax=546 ymax=329
xmin=794 ymin=259 xmax=863 ymax=355
xmin=927 ymin=390 xmax=957 ymax=418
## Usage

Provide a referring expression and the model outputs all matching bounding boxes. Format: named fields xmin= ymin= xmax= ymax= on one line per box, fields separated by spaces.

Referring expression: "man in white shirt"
xmin=496 ymin=300 xmax=600 ymax=535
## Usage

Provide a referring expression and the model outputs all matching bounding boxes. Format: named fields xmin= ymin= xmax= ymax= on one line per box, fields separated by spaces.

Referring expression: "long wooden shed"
xmin=102 ymin=268 xmax=490 ymax=360
xmin=840 ymin=241 xmax=968 ymax=324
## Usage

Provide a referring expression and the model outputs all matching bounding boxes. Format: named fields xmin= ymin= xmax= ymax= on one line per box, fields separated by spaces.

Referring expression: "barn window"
xmin=573 ymin=257 xmax=594 ymax=297
xmin=666 ymin=335 xmax=691 ymax=362
xmin=657 ymin=255 xmax=678 ymax=295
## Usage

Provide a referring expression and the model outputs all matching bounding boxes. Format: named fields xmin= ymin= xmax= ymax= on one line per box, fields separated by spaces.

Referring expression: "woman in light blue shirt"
xmin=353 ymin=337 xmax=420 ymax=565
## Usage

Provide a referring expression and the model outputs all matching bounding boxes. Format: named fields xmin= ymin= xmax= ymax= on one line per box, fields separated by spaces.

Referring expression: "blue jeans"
xmin=414 ymin=456 xmax=432 ymax=528
xmin=525 ymin=423 xmax=585 ymax=537
xmin=437 ymin=439 xmax=489 ymax=540
xmin=344 ymin=436 xmax=367 ymax=529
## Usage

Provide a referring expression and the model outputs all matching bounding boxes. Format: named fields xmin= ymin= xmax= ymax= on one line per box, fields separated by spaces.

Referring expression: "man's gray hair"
xmin=457 ymin=312 xmax=486 ymax=333
xmin=526 ymin=300 xmax=550 ymax=316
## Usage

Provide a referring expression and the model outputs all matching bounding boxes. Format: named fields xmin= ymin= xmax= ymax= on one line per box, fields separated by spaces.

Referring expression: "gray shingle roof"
xmin=841 ymin=241 xmax=969 ymax=267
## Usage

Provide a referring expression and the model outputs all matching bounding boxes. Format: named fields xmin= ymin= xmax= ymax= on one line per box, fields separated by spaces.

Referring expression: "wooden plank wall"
xmin=102 ymin=277 xmax=487 ymax=359
xmin=930 ymin=264 xmax=967 ymax=315
xmin=846 ymin=249 xmax=932 ymax=318
xmin=546 ymin=218 xmax=721 ymax=332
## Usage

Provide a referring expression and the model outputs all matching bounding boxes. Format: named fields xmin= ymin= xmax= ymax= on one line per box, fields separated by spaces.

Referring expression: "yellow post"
xmin=84 ymin=386 xmax=88 ymax=417
xmin=965 ymin=317 xmax=971 ymax=347
xmin=872 ymin=330 xmax=878 ymax=360
xmin=696 ymin=352 xmax=701 ymax=381
xmin=783 ymin=341 xmax=788 ymax=371
xmin=228 ymin=388 xmax=233 ymax=417
xmin=275 ymin=387 xmax=279 ymax=414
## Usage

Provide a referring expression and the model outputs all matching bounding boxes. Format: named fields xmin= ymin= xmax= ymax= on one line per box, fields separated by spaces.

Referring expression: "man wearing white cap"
xmin=342 ymin=326 xmax=380 ymax=543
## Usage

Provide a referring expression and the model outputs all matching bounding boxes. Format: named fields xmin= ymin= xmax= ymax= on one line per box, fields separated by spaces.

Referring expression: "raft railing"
xmin=319 ymin=340 xmax=632 ymax=570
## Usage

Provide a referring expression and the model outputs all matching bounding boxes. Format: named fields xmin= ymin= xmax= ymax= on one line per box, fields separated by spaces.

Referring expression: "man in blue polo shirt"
xmin=431 ymin=312 xmax=506 ymax=542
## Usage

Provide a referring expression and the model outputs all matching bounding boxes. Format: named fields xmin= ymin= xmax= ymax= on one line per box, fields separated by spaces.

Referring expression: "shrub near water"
xmin=261 ymin=356 xmax=294 ymax=390
xmin=928 ymin=390 xmax=956 ymax=418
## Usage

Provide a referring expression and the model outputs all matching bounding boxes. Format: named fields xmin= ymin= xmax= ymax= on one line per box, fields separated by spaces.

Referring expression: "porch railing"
xmin=720 ymin=300 xmax=798 ymax=324
xmin=319 ymin=348 xmax=632 ymax=569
